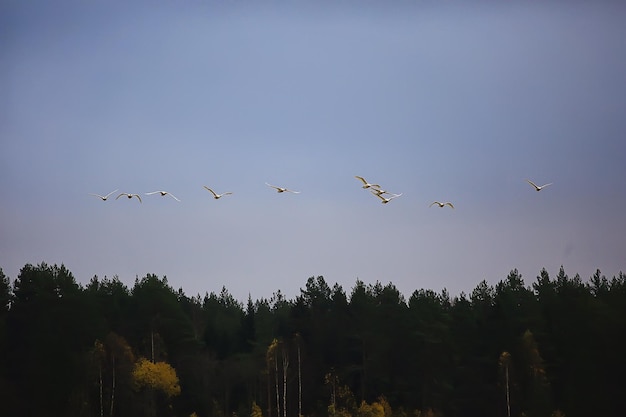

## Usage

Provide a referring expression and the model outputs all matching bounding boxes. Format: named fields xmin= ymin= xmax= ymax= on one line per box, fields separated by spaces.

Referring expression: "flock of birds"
xmin=89 ymin=187 xmax=232 ymax=203
xmin=89 ymin=183 xmax=298 ymax=204
xmin=354 ymin=176 xmax=403 ymax=204
xmin=89 ymin=178 xmax=553 ymax=207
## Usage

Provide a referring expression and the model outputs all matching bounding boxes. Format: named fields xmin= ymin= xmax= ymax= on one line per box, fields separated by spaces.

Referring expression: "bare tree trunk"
xmin=282 ymin=345 xmax=289 ymax=417
xmin=151 ymin=329 xmax=155 ymax=363
xmin=297 ymin=337 xmax=302 ymax=417
xmin=110 ymin=355 xmax=115 ymax=417
xmin=274 ymin=349 xmax=280 ymax=417
xmin=499 ymin=351 xmax=512 ymax=417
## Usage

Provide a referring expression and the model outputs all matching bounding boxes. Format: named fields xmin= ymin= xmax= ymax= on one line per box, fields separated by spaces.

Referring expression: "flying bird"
xmin=430 ymin=201 xmax=455 ymax=209
xmin=355 ymin=176 xmax=381 ymax=189
xmin=370 ymin=188 xmax=394 ymax=196
xmin=116 ymin=193 xmax=142 ymax=203
xmin=371 ymin=190 xmax=402 ymax=204
xmin=204 ymin=186 xmax=233 ymax=199
xmin=145 ymin=191 xmax=180 ymax=201
xmin=526 ymin=179 xmax=553 ymax=192
xmin=89 ymin=189 xmax=118 ymax=201
xmin=266 ymin=183 xmax=300 ymax=193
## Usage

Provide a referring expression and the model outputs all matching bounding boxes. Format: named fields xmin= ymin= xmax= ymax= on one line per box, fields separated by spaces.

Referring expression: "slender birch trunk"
xmin=282 ymin=345 xmax=289 ymax=417
xmin=274 ymin=349 xmax=280 ymax=417
xmin=297 ymin=336 xmax=302 ymax=417
xmin=110 ymin=355 xmax=115 ymax=417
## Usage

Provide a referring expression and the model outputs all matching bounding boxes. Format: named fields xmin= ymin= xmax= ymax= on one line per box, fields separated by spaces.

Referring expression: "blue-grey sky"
xmin=2 ymin=0 xmax=625 ymax=302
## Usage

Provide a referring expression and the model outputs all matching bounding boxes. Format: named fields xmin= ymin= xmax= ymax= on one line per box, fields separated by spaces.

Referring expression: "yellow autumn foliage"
xmin=132 ymin=357 xmax=181 ymax=398
xmin=357 ymin=400 xmax=385 ymax=417
xmin=251 ymin=401 xmax=263 ymax=417
xmin=377 ymin=396 xmax=392 ymax=417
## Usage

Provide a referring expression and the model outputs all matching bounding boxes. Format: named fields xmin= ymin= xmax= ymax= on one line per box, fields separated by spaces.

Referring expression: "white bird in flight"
xmin=116 ymin=193 xmax=142 ymax=203
xmin=355 ymin=176 xmax=381 ymax=189
xmin=266 ymin=183 xmax=300 ymax=193
xmin=145 ymin=191 xmax=180 ymax=201
xmin=371 ymin=190 xmax=402 ymax=204
xmin=370 ymin=188 xmax=394 ymax=196
xmin=204 ymin=186 xmax=233 ymax=199
xmin=430 ymin=201 xmax=454 ymax=209
xmin=89 ymin=189 xmax=118 ymax=201
xmin=526 ymin=179 xmax=553 ymax=192
xmin=430 ymin=201 xmax=455 ymax=209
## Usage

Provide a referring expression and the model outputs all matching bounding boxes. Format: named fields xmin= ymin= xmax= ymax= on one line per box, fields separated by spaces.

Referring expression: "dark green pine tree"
xmin=0 ymin=268 xmax=15 ymax=415
xmin=407 ymin=288 xmax=453 ymax=415
xmin=129 ymin=274 xmax=196 ymax=362
xmin=6 ymin=263 xmax=100 ymax=416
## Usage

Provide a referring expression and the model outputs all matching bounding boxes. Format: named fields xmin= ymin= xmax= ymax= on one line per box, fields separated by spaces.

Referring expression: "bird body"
xmin=89 ymin=189 xmax=118 ymax=201
xmin=204 ymin=186 xmax=233 ymax=199
xmin=371 ymin=190 xmax=402 ymax=204
xmin=145 ymin=191 xmax=180 ymax=201
xmin=430 ymin=201 xmax=454 ymax=209
xmin=266 ymin=183 xmax=300 ymax=193
xmin=370 ymin=188 xmax=393 ymax=196
xmin=116 ymin=193 xmax=142 ymax=203
xmin=526 ymin=179 xmax=553 ymax=191
xmin=355 ymin=176 xmax=380 ymax=189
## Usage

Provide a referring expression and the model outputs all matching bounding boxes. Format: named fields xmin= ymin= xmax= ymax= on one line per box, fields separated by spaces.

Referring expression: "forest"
xmin=0 ymin=263 xmax=624 ymax=417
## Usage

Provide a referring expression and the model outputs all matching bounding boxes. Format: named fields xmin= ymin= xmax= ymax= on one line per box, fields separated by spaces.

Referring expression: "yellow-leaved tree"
xmin=132 ymin=357 xmax=181 ymax=398
xmin=267 ymin=338 xmax=280 ymax=417
xmin=357 ymin=400 xmax=385 ymax=417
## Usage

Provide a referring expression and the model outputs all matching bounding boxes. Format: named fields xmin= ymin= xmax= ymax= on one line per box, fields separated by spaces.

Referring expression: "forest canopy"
xmin=0 ymin=263 xmax=624 ymax=417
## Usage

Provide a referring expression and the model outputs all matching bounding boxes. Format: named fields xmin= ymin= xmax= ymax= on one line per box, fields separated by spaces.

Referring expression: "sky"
xmin=1 ymin=0 xmax=625 ymax=303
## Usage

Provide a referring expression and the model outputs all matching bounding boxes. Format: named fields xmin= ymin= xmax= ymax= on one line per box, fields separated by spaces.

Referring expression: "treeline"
xmin=0 ymin=263 xmax=625 ymax=417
